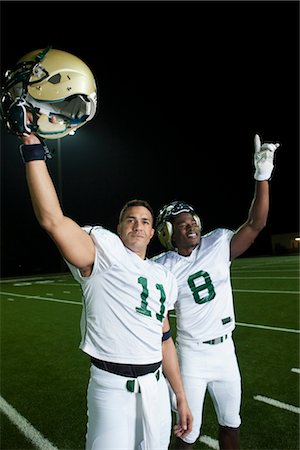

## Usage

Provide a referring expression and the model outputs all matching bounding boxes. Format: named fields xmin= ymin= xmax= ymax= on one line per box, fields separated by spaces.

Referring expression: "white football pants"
xmin=85 ymin=365 xmax=172 ymax=450
xmin=175 ymin=335 xmax=241 ymax=444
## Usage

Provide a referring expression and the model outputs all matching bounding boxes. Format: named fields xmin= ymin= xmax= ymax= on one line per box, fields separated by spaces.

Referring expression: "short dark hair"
xmin=119 ymin=199 xmax=154 ymax=224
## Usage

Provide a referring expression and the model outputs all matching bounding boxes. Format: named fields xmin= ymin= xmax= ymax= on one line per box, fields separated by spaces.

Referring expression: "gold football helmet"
xmin=1 ymin=46 xmax=97 ymax=139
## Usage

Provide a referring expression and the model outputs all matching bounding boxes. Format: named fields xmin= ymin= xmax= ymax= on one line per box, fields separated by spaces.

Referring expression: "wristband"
xmin=162 ymin=329 xmax=172 ymax=341
xmin=19 ymin=143 xmax=53 ymax=163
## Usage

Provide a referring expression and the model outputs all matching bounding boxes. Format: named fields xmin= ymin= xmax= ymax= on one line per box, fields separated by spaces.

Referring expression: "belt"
xmin=126 ymin=367 xmax=161 ymax=393
xmin=203 ymin=334 xmax=228 ymax=345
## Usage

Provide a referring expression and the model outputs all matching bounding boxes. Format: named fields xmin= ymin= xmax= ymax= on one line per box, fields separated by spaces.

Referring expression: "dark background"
xmin=1 ymin=0 xmax=299 ymax=277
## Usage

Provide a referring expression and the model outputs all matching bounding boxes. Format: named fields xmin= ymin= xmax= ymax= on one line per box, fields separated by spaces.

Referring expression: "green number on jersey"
xmin=136 ymin=277 xmax=166 ymax=322
xmin=188 ymin=270 xmax=216 ymax=304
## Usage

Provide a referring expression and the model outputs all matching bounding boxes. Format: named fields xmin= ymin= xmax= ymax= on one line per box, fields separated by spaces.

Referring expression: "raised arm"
xmin=20 ymin=133 xmax=95 ymax=275
xmin=230 ymin=134 xmax=280 ymax=261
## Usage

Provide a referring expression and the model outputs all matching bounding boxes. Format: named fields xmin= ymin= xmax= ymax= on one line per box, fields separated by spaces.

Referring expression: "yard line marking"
xmin=234 ymin=289 xmax=299 ymax=294
xmin=1 ymin=292 xmax=299 ymax=334
xmin=232 ymin=276 xmax=299 ymax=279
xmin=233 ymin=269 xmax=299 ymax=273
xmin=254 ymin=395 xmax=300 ymax=414
xmin=0 ymin=275 xmax=70 ymax=284
xmin=199 ymin=435 xmax=219 ymax=449
xmin=291 ymin=368 xmax=300 ymax=374
xmin=168 ymin=313 xmax=298 ymax=334
xmin=0 ymin=291 xmax=80 ymax=305
xmin=235 ymin=322 xmax=300 ymax=333
xmin=0 ymin=395 xmax=59 ymax=450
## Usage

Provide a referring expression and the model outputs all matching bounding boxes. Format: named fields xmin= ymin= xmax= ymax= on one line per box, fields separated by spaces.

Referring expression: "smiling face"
xmin=117 ymin=205 xmax=155 ymax=259
xmin=171 ymin=212 xmax=201 ymax=256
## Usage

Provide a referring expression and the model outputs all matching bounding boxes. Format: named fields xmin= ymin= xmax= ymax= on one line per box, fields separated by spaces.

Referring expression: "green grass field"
xmin=1 ymin=255 xmax=299 ymax=450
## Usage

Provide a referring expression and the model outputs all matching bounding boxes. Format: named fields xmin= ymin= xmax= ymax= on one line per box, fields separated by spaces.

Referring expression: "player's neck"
xmin=177 ymin=243 xmax=198 ymax=257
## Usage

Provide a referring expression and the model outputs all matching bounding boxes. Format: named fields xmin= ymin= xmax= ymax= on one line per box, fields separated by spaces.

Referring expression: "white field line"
xmin=0 ymin=291 xmax=80 ymax=305
xmin=233 ymin=268 xmax=299 ymax=273
xmin=1 ymin=274 xmax=298 ymax=450
xmin=199 ymin=434 xmax=219 ymax=449
xmin=0 ymin=275 xmax=69 ymax=283
xmin=235 ymin=322 xmax=300 ymax=334
xmin=1 ymin=386 xmax=221 ymax=450
xmin=254 ymin=395 xmax=300 ymax=414
xmin=0 ymin=390 xmax=220 ymax=450
xmin=0 ymin=395 xmax=59 ymax=450
xmin=1 ymin=292 xmax=299 ymax=335
xmin=232 ymin=276 xmax=299 ymax=279
xmin=234 ymin=289 xmax=299 ymax=294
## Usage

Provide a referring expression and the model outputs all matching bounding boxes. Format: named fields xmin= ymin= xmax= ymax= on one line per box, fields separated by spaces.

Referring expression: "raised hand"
xmin=254 ymin=134 xmax=280 ymax=181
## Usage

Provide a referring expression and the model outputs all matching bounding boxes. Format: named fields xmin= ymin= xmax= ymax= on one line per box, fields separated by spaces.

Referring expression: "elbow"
xmin=257 ymin=218 xmax=267 ymax=232
xmin=249 ymin=219 xmax=267 ymax=235
xmin=37 ymin=213 xmax=63 ymax=234
xmin=38 ymin=218 xmax=53 ymax=232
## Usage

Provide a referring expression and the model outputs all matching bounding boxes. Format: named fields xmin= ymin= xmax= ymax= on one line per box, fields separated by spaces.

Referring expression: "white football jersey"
xmin=66 ymin=226 xmax=178 ymax=365
xmin=153 ymin=228 xmax=235 ymax=343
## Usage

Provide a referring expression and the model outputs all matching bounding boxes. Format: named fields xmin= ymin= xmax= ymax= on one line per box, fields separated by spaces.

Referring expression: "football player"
xmin=3 ymin=47 xmax=193 ymax=450
xmin=153 ymin=135 xmax=280 ymax=449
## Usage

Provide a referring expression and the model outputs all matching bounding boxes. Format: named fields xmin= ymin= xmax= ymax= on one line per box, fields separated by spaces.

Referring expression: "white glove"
xmin=254 ymin=134 xmax=280 ymax=181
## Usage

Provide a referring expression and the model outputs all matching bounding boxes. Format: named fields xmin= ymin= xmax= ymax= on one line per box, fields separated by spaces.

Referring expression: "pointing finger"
xmin=254 ymin=134 xmax=261 ymax=153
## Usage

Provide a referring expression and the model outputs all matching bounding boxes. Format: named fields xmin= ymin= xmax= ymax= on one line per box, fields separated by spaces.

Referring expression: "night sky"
xmin=1 ymin=1 xmax=299 ymax=277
